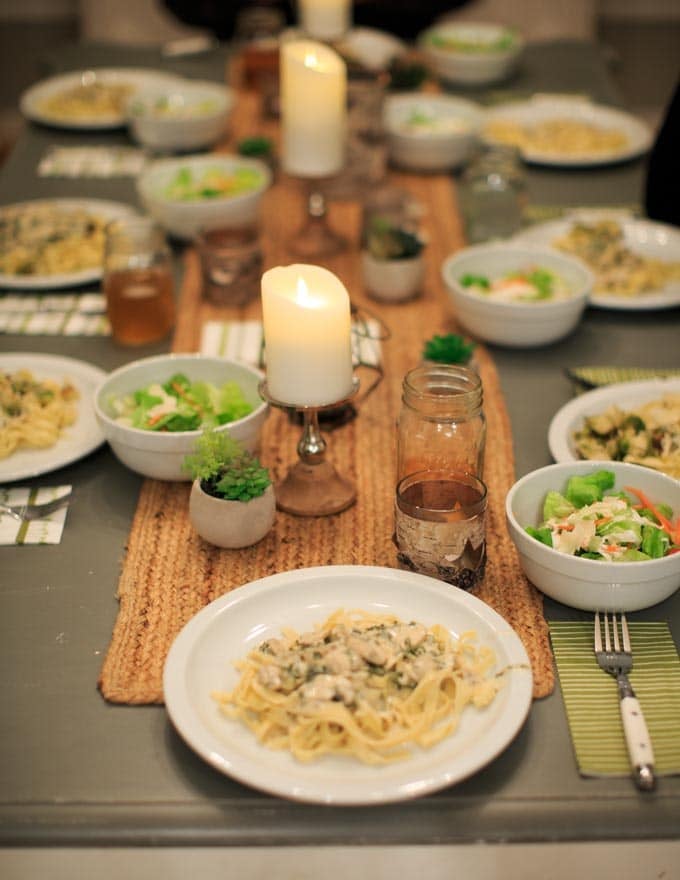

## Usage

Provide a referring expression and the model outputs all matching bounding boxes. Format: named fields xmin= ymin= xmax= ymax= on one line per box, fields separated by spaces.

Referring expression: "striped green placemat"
xmin=549 ymin=621 xmax=680 ymax=777
xmin=566 ymin=365 xmax=680 ymax=393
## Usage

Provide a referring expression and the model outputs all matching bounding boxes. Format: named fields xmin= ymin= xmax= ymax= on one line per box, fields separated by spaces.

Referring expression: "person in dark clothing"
xmin=644 ymin=77 xmax=680 ymax=228
xmin=162 ymin=0 xmax=469 ymax=41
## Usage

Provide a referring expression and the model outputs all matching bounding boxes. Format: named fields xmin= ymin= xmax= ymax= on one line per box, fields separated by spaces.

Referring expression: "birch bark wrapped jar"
xmin=397 ymin=364 xmax=485 ymax=481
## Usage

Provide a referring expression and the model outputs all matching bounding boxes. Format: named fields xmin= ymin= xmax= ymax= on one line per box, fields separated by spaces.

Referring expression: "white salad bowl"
xmin=384 ymin=93 xmax=483 ymax=172
xmin=94 ymin=354 xmax=268 ymax=481
xmin=418 ymin=21 xmax=524 ymax=86
xmin=506 ymin=461 xmax=680 ymax=612
xmin=136 ymin=153 xmax=271 ymax=241
xmin=441 ymin=243 xmax=593 ymax=348
xmin=127 ymin=79 xmax=234 ymax=152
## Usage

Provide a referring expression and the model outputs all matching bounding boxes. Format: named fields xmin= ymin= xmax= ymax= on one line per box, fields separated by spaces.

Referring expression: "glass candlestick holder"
xmin=259 ymin=378 xmax=359 ymax=516
xmin=287 ymin=176 xmax=348 ymax=259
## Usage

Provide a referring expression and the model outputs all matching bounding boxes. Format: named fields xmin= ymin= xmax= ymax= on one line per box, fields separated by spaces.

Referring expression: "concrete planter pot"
xmin=361 ymin=250 xmax=425 ymax=302
xmin=189 ymin=479 xmax=275 ymax=548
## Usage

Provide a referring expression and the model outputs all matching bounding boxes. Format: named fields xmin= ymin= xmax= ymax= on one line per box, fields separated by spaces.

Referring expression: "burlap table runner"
xmin=99 ymin=89 xmax=554 ymax=704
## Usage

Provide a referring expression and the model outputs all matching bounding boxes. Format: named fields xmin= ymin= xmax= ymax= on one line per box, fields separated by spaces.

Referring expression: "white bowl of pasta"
xmin=94 ymin=354 xmax=268 ymax=481
xmin=506 ymin=461 xmax=680 ymax=612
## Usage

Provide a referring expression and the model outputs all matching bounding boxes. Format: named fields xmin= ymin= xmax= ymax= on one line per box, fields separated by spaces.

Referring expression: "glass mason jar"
xmin=397 ymin=364 xmax=486 ymax=481
xmin=103 ymin=217 xmax=175 ymax=346
xmin=458 ymin=144 xmax=527 ymax=244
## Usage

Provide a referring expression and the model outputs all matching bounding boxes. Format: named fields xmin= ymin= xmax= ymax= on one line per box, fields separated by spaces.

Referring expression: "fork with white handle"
xmin=594 ymin=611 xmax=655 ymax=791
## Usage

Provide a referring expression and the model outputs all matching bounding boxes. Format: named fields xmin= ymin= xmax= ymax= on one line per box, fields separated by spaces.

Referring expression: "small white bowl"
xmin=361 ymin=251 xmax=424 ymax=302
xmin=384 ymin=93 xmax=482 ymax=172
xmin=506 ymin=461 xmax=680 ymax=612
xmin=441 ymin=243 xmax=593 ymax=348
xmin=136 ymin=153 xmax=271 ymax=241
xmin=94 ymin=354 xmax=268 ymax=481
xmin=419 ymin=22 xmax=524 ymax=86
xmin=127 ymin=80 xmax=234 ymax=152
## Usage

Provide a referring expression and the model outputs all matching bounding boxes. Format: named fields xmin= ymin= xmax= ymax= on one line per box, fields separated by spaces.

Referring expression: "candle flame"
xmin=304 ymin=51 xmax=320 ymax=69
xmin=295 ymin=276 xmax=316 ymax=307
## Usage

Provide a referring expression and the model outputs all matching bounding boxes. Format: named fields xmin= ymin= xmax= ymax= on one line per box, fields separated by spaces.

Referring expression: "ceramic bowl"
xmin=418 ymin=21 xmax=524 ymax=86
xmin=127 ymin=80 xmax=234 ymax=152
xmin=136 ymin=153 xmax=271 ymax=241
xmin=441 ymin=243 xmax=593 ymax=348
xmin=384 ymin=93 xmax=483 ymax=172
xmin=506 ymin=461 xmax=680 ymax=612
xmin=94 ymin=354 xmax=268 ymax=481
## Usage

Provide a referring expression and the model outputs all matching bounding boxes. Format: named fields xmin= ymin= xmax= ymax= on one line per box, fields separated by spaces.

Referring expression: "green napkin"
xmin=549 ymin=621 xmax=680 ymax=777
xmin=566 ymin=365 xmax=680 ymax=393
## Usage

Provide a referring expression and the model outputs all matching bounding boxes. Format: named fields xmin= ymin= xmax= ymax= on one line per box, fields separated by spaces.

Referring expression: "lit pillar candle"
xmin=298 ymin=0 xmax=352 ymax=40
xmin=281 ymin=39 xmax=347 ymax=178
xmin=261 ymin=264 xmax=354 ymax=406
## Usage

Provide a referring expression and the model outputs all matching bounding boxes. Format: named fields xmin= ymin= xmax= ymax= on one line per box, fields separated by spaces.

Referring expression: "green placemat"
xmin=566 ymin=365 xmax=680 ymax=393
xmin=549 ymin=621 xmax=680 ymax=777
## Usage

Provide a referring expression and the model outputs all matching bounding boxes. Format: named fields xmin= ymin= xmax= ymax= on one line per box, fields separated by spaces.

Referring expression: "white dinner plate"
xmin=0 ymin=353 xmax=107 ymax=483
xmin=163 ymin=565 xmax=533 ymax=805
xmin=20 ymin=67 xmax=184 ymax=130
xmin=482 ymin=96 xmax=652 ymax=167
xmin=548 ymin=377 xmax=680 ymax=468
xmin=515 ymin=211 xmax=680 ymax=310
xmin=0 ymin=198 xmax=136 ymax=290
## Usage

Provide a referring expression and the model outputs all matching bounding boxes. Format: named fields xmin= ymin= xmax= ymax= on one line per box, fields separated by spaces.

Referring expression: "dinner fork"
xmin=0 ymin=490 xmax=72 ymax=522
xmin=594 ymin=611 xmax=655 ymax=791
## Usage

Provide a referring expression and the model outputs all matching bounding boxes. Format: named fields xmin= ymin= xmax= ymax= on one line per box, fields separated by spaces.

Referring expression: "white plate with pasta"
xmin=548 ymin=377 xmax=680 ymax=478
xmin=0 ymin=353 xmax=106 ymax=482
xmin=163 ymin=565 xmax=533 ymax=805
xmin=482 ymin=95 xmax=652 ymax=167
xmin=515 ymin=211 xmax=680 ymax=310
xmin=20 ymin=67 xmax=183 ymax=130
xmin=0 ymin=198 xmax=137 ymax=290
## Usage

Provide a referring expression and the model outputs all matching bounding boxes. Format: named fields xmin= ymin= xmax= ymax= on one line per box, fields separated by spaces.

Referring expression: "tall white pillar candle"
xmin=281 ymin=39 xmax=347 ymax=178
xmin=261 ymin=264 xmax=354 ymax=406
xmin=298 ymin=0 xmax=352 ymax=40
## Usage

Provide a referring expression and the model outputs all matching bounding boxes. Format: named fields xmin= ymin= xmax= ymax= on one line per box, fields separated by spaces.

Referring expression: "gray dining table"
xmin=1 ymin=38 xmax=679 ymax=880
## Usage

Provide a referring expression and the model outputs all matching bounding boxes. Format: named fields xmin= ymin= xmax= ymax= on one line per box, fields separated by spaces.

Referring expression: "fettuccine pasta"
xmin=0 ymin=369 xmax=79 ymax=459
xmin=0 ymin=203 xmax=108 ymax=277
xmin=214 ymin=609 xmax=502 ymax=765
xmin=484 ymin=117 xmax=628 ymax=157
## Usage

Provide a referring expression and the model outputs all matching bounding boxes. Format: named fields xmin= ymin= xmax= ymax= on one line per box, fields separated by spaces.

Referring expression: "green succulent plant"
xmin=365 ymin=216 xmax=424 ymax=260
xmin=423 ymin=333 xmax=476 ymax=365
xmin=182 ymin=428 xmax=271 ymax=502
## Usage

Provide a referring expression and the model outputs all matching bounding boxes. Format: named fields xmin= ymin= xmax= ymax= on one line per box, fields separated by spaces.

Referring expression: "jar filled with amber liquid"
xmin=397 ymin=364 xmax=486 ymax=481
xmin=103 ymin=217 xmax=175 ymax=346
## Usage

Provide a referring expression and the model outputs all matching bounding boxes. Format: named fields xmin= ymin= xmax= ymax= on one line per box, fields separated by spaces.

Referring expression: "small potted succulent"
xmin=423 ymin=333 xmax=476 ymax=366
xmin=361 ymin=215 xmax=425 ymax=302
xmin=183 ymin=428 xmax=275 ymax=549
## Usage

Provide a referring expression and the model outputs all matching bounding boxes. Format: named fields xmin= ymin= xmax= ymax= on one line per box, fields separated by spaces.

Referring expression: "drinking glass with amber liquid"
xmin=103 ymin=217 xmax=175 ymax=346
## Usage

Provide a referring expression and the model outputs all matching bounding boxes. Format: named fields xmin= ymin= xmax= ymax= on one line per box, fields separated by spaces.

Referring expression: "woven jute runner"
xmin=98 ymin=90 xmax=554 ymax=704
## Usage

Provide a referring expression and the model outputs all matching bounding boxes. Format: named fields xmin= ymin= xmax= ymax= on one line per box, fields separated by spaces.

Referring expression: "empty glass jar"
xmin=397 ymin=364 xmax=486 ymax=481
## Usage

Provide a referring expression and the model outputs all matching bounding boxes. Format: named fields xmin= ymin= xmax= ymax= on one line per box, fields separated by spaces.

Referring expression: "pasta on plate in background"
xmin=0 ymin=369 xmax=79 ymax=460
xmin=214 ymin=608 xmax=503 ymax=765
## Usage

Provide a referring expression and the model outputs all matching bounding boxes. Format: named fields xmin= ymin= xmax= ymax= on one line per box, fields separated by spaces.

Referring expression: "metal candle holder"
xmin=259 ymin=378 xmax=359 ymax=516
xmin=287 ymin=176 xmax=348 ymax=259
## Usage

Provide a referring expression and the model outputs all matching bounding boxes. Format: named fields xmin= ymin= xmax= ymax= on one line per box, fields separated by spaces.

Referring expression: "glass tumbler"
xmin=458 ymin=144 xmax=527 ymax=244
xmin=397 ymin=364 xmax=486 ymax=481
xmin=103 ymin=217 xmax=175 ymax=346
xmin=196 ymin=226 xmax=263 ymax=307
